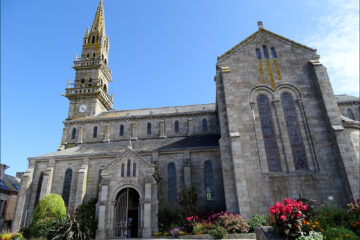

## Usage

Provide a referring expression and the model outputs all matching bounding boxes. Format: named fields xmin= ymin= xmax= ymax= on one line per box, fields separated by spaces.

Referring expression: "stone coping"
xmin=129 ymin=233 xmax=256 ymax=239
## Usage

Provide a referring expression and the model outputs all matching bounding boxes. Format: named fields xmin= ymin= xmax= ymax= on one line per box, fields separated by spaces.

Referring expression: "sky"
xmin=1 ymin=0 xmax=359 ymax=176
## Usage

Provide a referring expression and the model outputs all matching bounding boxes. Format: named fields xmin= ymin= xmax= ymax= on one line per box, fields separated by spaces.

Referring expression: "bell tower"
xmin=64 ymin=0 xmax=113 ymax=120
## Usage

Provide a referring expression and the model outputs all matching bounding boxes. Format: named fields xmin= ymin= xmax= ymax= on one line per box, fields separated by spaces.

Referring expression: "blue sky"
xmin=1 ymin=0 xmax=359 ymax=176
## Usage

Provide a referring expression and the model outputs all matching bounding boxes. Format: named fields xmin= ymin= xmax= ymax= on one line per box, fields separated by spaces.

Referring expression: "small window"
xmin=71 ymin=128 xmax=76 ymax=140
xmin=174 ymin=120 xmax=179 ymax=133
xmin=147 ymin=122 xmax=151 ymax=135
xmin=127 ymin=160 xmax=131 ymax=177
xmin=263 ymin=45 xmax=269 ymax=59
xmin=256 ymin=48 xmax=261 ymax=59
xmin=202 ymin=118 xmax=208 ymax=132
xmin=347 ymin=108 xmax=355 ymax=120
xmin=103 ymin=85 xmax=107 ymax=92
xmin=121 ymin=163 xmax=124 ymax=177
xmin=92 ymin=36 xmax=95 ymax=43
xmin=87 ymin=53 xmax=89 ymax=58
xmin=133 ymin=163 xmax=136 ymax=177
xmin=93 ymin=126 xmax=98 ymax=138
xmin=271 ymin=47 xmax=277 ymax=58
xmin=93 ymin=53 xmax=95 ymax=57
xmin=81 ymin=79 xmax=85 ymax=83
xmin=119 ymin=125 xmax=124 ymax=136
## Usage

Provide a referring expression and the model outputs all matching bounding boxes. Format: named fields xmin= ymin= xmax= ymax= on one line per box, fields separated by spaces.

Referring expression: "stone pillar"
xmin=39 ymin=159 xmax=55 ymax=200
xmin=74 ymin=157 xmax=89 ymax=209
xmin=142 ymin=180 xmax=152 ymax=238
xmin=103 ymin=124 xmax=110 ymax=142
xmin=188 ymin=118 xmax=193 ymax=135
xmin=61 ymin=127 xmax=68 ymax=145
xmin=77 ymin=126 xmax=84 ymax=143
xmin=183 ymin=150 xmax=191 ymax=186
xmin=12 ymin=166 xmax=34 ymax=231
xmin=131 ymin=122 xmax=137 ymax=140
xmin=159 ymin=120 xmax=166 ymax=138
xmin=96 ymin=170 xmax=110 ymax=240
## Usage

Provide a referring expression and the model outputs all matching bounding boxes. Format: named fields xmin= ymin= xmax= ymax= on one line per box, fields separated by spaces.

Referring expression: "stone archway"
xmin=113 ymin=187 xmax=140 ymax=238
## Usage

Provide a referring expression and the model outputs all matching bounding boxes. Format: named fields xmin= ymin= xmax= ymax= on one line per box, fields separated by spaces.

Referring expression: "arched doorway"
xmin=113 ymin=188 xmax=140 ymax=238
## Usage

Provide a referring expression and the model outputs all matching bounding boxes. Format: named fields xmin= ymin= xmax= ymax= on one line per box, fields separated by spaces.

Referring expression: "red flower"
xmin=280 ymin=215 xmax=287 ymax=221
xmin=186 ymin=216 xmax=193 ymax=222
xmin=295 ymin=211 xmax=302 ymax=218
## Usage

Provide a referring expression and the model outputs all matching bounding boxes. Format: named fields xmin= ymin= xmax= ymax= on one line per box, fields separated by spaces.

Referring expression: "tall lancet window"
xmin=71 ymin=128 xmax=76 ymax=140
xmin=127 ymin=159 xmax=131 ymax=177
xmin=204 ymin=161 xmax=215 ymax=201
xmin=257 ymin=94 xmax=281 ymax=171
xmin=174 ymin=120 xmax=180 ymax=133
xmin=119 ymin=124 xmax=124 ymax=136
xmin=167 ymin=163 xmax=177 ymax=203
xmin=202 ymin=118 xmax=208 ymax=132
xmin=147 ymin=122 xmax=152 ymax=135
xmin=93 ymin=126 xmax=98 ymax=138
xmin=34 ymin=172 xmax=44 ymax=208
xmin=62 ymin=169 xmax=73 ymax=207
xmin=121 ymin=163 xmax=125 ymax=177
xmin=281 ymin=92 xmax=308 ymax=170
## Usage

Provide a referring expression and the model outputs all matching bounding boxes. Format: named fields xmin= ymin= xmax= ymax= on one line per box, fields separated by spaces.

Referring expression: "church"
xmin=13 ymin=1 xmax=360 ymax=239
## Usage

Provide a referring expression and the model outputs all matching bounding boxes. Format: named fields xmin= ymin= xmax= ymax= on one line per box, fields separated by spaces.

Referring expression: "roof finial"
xmin=257 ymin=21 xmax=263 ymax=29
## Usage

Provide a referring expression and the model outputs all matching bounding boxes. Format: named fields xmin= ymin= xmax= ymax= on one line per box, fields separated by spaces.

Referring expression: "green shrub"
xmin=178 ymin=185 xmax=197 ymax=218
xmin=248 ymin=214 xmax=268 ymax=231
xmin=216 ymin=212 xmax=249 ymax=233
xmin=323 ymin=227 xmax=360 ymax=240
xmin=0 ymin=232 xmax=23 ymax=240
xmin=32 ymin=194 xmax=66 ymax=226
xmin=193 ymin=223 xmax=203 ymax=233
xmin=158 ymin=207 xmax=183 ymax=232
xmin=210 ymin=225 xmax=227 ymax=239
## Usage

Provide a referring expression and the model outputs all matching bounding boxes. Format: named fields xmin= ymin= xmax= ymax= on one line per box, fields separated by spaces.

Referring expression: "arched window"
xmin=133 ymin=163 xmax=136 ymax=177
xmin=281 ymin=92 xmax=308 ymax=170
xmin=174 ymin=120 xmax=179 ymax=133
xmin=92 ymin=36 xmax=95 ymax=43
xmin=256 ymin=48 xmax=261 ymax=59
xmin=257 ymin=94 xmax=282 ymax=171
xmin=81 ymin=79 xmax=85 ymax=83
xmin=127 ymin=160 xmax=131 ymax=177
xmin=347 ymin=108 xmax=355 ymax=120
xmin=202 ymin=118 xmax=208 ymax=132
xmin=204 ymin=161 xmax=215 ymax=201
xmin=93 ymin=126 xmax=98 ymax=138
xmin=103 ymin=84 xmax=107 ymax=92
xmin=87 ymin=53 xmax=90 ymax=58
xmin=167 ymin=163 xmax=176 ymax=203
xmin=62 ymin=168 xmax=73 ymax=207
xmin=71 ymin=128 xmax=76 ymax=140
xmin=121 ymin=163 xmax=125 ymax=177
xmin=271 ymin=47 xmax=277 ymax=58
xmin=262 ymin=45 xmax=269 ymax=59
xmin=119 ymin=125 xmax=124 ymax=136
xmin=34 ymin=172 xmax=44 ymax=208
xmin=147 ymin=122 xmax=152 ymax=135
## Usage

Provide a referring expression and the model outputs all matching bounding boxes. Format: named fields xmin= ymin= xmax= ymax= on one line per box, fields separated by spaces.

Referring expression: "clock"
xmin=79 ymin=104 xmax=87 ymax=112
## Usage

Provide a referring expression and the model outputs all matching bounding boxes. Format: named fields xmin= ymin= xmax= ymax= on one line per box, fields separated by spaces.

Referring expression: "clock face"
xmin=79 ymin=104 xmax=87 ymax=112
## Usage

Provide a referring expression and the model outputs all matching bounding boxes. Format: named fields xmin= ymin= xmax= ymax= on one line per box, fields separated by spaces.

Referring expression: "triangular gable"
xmin=218 ymin=27 xmax=316 ymax=60
xmin=103 ymin=148 xmax=155 ymax=170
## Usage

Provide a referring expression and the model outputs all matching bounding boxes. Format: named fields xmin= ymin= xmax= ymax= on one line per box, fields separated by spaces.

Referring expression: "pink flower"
xmin=186 ymin=216 xmax=193 ymax=222
xmin=356 ymin=198 xmax=360 ymax=204
xmin=295 ymin=211 xmax=302 ymax=218
xmin=301 ymin=205 xmax=307 ymax=211
xmin=280 ymin=215 xmax=287 ymax=221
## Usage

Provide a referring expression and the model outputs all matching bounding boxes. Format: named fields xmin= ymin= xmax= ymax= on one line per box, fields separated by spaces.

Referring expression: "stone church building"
xmin=13 ymin=1 xmax=359 ymax=239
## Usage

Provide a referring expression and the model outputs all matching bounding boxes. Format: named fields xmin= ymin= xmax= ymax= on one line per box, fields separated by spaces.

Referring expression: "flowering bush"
xmin=0 ymin=233 xmax=23 ymax=240
xmin=216 ymin=212 xmax=249 ymax=233
xmin=323 ymin=227 xmax=360 ymax=240
xmin=269 ymin=198 xmax=307 ymax=239
xmin=209 ymin=225 xmax=227 ymax=239
xmin=301 ymin=219 xmax=324 ymax=233
xmin=298 ymin=231 xmax=323 ymax=240
xmin=170 ymin=226 xmax=185 ymax=238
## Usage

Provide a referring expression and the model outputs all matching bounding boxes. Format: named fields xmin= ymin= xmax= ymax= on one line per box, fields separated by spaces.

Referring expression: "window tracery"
xmin=204 ymin=161 xmax=215 ymax=200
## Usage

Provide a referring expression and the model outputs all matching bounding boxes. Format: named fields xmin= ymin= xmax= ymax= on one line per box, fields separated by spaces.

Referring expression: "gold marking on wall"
xmin=266 ymin=59 xmax=275 ymax=89
xmin=258 ymin=60 xmax=266 ymax=83
xmin=273 ymin=59 xmax=282 ymax=80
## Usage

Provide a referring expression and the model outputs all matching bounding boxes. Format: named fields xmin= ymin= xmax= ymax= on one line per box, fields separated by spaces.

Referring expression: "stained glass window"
xmin=175 ymin=120 xmax=179 ymax=133
xmin=168 ymin=163 xmax=177 ymax=202
xmin=281 ymin=92 xmax=308 ymax=170
xmin=147 ymin=122 xmax=151 ymax=135
xmin=271 ymin=47 xmax=277 ymax=58
xmin=121 ymin=163 xmax=124 ymax=177
xmin=71 ymin=128 xmax=76 ymax=140
xmin=34 ymin=172 xmax=44 ymax=208
xmin=347 ymin=108 xmax=355 ymax=120
xmin=93 ymin=126 xmax=98 ymax=138
xmin=256 ymin=48 xmax=261 ymax=59
xmin=262 ymin=45 xmax=269 ymax=59
xmin=133 ymin=163 xmax=136 ymax=177
xmin=257 ymin=94 xmax=282 ymax=171
xmin=204 ymin=161 xmax=215 ymax=200
xmin=202 ymin=118 xmax=208 ymax=132
xmin=127 ymin=160 xmax=131 ymax=177
xmin=120 ymin=125 xmax=124 ymax=136
xmin=62 ymin=169 xmax=73 ymax=207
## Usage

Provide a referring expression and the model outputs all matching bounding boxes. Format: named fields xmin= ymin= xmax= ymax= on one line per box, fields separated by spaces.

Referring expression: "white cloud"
xmin=304 ymin=0 xmax=359 ymax=96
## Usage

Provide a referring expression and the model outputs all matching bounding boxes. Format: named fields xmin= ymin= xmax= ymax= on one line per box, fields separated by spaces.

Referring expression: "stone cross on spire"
xmin=257 ymin=21 xmax=263 ymax=29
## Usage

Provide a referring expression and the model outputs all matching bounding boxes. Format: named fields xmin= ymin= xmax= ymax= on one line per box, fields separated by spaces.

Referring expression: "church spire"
xmin=90 ymin=0 xmax=105 ymax=38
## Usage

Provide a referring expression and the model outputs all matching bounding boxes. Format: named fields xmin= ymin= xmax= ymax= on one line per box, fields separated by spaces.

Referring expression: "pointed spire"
xmin=90 ymin=0 xmax=105 ymax=37
xmin=84 ymin=27 xmax=89 ymax=39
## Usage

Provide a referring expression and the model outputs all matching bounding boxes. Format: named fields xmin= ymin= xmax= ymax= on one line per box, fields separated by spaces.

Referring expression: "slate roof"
xmin=335 ymin=94 xmax=360 ymax=104
xmin=31 ymin=134 xmax=220 ymax=159
xmin=0 ymin=174 xmax=20 ymax=193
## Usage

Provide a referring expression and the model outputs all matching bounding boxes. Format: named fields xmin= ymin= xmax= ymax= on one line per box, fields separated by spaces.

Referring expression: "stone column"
xmin=12 ymin=166 xmax=34 ymax=231
xmin=74 ymin=157 xmax=89 ymax=209
xmin=96 ymin=170 xmax=110 ymax=240
xmin=77 ymin=126 xmax=84 ymax=143
xmin=183 ymin=150 xmax=191 ymax=186
xmin=188 ymin=118 xmax=193 ymax=135
xmin=159 ymin=120 xmax=166 ymax=138
xmin=103 ymin=124 xmax=110 ymax=142
xmin=39 ymin=159 xmax=55 ymax=200
xmin=131 ymin=122 xmax=137 ymax=140
xmin=61 ymin=127 xmax=68 ymax=145
xmin=142 ymin=180 xmax=152 ymax=238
